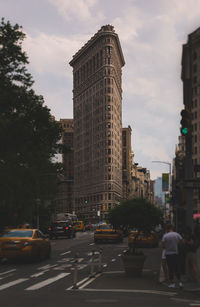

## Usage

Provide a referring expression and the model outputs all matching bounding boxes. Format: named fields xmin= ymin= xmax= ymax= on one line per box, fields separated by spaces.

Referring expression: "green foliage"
xmin=0 ymin=18 xmax=63 ymax=230
xmin=107 ymin=198 xmax=163 ymax=253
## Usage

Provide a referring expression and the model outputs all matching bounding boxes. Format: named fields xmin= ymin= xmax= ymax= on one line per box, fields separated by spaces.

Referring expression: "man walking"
xmin=162 ymin=224 xmax=184 ymax=288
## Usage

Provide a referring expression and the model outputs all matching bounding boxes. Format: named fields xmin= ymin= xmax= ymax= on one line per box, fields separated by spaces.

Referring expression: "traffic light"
xmin=180 ymin=108 xmax=191 ymax=136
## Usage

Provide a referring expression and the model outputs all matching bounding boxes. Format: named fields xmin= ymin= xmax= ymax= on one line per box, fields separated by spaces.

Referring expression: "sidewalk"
xmin=83 ymin=247 xmax=200 ymax=300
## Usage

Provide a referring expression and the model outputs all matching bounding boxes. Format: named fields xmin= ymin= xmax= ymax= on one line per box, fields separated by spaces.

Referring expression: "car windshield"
xmin=2 ymin=230 xmax=33 ymax=238
xmin=98 ymin=224 xmax=113 ymax=229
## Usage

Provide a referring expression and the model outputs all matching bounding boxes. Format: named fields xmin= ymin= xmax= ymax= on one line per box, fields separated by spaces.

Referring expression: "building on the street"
xmin=122 ymin=126 xmax=133 ymax=200
xmin=172 ymin=135 xmax=186 ymax=227
xmin=55 ymin=119 xmax=74 ymax=214
xmin=122 ymin=125 xmax=154 ymax=202
xmin=69 ymin=25 xmax=125 ymax=222
xmin=180 ymin=26 xmax=200 ymax=217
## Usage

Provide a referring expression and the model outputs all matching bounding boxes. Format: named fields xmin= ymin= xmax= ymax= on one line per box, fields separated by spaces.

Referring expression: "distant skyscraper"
xmin=69 ymin=25 xmax=125 ymax=221
xmin=155 ymin=177 xmax=165 ymax=206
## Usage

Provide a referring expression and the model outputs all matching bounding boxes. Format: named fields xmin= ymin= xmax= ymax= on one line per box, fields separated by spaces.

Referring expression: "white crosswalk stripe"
xmin=60 ymin=251 xmax=71 ymax=256
xmin=0 ymin=269 xmax=16 ymax=275
xmin=37 ymin=264 xmax=58 ymax=270
xmin=25 ymin=272 xmax=71 ymax=291
xmin=31 ymin=270 xmax=49 ymax=278
xmin=0 ymin=278 xmax=28 ymax=290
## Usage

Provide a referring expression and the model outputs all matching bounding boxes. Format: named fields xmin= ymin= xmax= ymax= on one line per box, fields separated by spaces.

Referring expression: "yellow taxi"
xmin=128 ymin=230 xmax=159 ymax=248
xmin=0 ymin=229 xmax=51 ymax=261
xmin=94 ymin=224 xmax=123 ymax=243
xmin=72 ymin=221 xmax=85 ymax=232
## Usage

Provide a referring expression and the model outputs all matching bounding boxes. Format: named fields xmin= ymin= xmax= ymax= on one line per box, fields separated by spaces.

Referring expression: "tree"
xmin=107 ymin=198 xmax=163 ymax=253
xmin=0 ymin=18 xmax=63 ymax=229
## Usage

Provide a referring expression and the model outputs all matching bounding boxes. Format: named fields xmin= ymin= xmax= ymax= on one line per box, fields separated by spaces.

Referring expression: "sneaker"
xmin=179 ymin=282 xmax=183 ymax=288
xmin=168 ymin=283 xmax=175 ymax=289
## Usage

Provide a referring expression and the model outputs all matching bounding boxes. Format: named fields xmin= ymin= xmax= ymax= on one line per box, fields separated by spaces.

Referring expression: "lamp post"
xmin=152 ymin=160 xmax=172 ymax=221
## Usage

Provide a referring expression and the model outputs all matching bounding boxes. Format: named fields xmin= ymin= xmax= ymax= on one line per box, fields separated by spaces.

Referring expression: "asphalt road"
xmin=0 ymin=232 xmax=195 ymax=307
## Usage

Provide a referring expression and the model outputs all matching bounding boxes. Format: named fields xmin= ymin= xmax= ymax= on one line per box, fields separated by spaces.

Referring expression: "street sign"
xmin=162 ymin=173 xmax=169 ymax=192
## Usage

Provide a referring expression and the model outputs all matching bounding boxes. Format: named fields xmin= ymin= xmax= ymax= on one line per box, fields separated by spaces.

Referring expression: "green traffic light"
xmin=181 ymin=127 xmax=188 ymax=135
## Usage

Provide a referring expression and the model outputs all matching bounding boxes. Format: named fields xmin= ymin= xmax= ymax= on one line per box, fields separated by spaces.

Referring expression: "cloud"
xmin=23 ymin=31 xmax=90 ymax=77
xmin=48 ymin=0 xmax=104 ymax=24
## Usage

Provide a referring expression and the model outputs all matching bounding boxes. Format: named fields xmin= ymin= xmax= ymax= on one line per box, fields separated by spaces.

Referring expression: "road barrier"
xmin=72 ymin=253 xmax=79 ymax=289
xmin=72 ymin=248 xmax=103 ymax=289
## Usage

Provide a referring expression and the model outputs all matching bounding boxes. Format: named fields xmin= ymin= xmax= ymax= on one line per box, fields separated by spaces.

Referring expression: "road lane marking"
xmin=111 ymin=259 xmax=116 ymax=262
xmin=71 ymin=264 xmax=87 ymax=270
xmin=66 ymin=276 xmax=90 ymax=290
xmin=0 ymin=278 xmax=28 ymax=290
xmin=37 ymin=264 xmax=57 ymax=270
xmin=0 ymin=273 xmax=15 ymax=280
xmin=25 ymin=272 xmax=70 ymax=290
xmin=171 ymin=298 xmax=200 ymax=304
xmin=53 ymin=264 xmax=72 ymax=270
xmin=103 ymin=271 xmax=124 ymax=274
xmin=31 ymin=270 xmax=49 ymax=277
xmin=60 ymin=251 xmax=71 ymax=256
xmin=118 ymin=254 xmax=121 ymax=257
xmin=0 ymin=269 xmax=16 ymax=275
xmin=89 ymin=243 xmax=94 ymax=246
xmin=79 ymin=288 xmax=177 ymax=296
xmin=79 ymin=273 xmax=102 ymax=289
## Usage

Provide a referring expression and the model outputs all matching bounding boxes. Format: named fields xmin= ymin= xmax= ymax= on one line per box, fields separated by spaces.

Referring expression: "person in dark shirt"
xmin=184 ymin=226 xmax=198 ymax=283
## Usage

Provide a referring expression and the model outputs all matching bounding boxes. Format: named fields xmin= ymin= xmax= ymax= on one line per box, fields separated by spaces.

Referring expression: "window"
xmin=193 ymin=51 xmax=197 ymax=61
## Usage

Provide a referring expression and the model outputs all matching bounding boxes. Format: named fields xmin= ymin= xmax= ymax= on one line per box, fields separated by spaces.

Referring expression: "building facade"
xmin=55 ymin=119 xmax=74 ymax=214
xmin=181 ymin=27 xmax=200 ymax=214
xmin=69 ymin=25 xmax=125 ymax=222
xmin=122 ymin=126 xmax=133 ymax=200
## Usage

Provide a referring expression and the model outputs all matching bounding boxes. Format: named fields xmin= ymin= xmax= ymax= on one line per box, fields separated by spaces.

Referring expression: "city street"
xmin=0 ymin=231 xmax=199 ymax=307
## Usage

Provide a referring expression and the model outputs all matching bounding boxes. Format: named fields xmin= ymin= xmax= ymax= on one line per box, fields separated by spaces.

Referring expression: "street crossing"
xmin=0 ymin=233 xmax=124 ymax=294
xmin=0 ymin=252 xmax=106 ymax=292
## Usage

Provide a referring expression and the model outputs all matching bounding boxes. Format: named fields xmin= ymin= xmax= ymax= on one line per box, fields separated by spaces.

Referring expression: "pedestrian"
xmin=161 ymin=248 xmax=169 ymax=283
xmin=161 ymin=224 xmax=184 ymax=289
xmin=184 ymin=226 xmax=199 ymax=283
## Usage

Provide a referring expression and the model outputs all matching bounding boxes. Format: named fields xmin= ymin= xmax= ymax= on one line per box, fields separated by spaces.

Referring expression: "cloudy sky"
xmin=1 ymin=0 xmax=200 ymax=179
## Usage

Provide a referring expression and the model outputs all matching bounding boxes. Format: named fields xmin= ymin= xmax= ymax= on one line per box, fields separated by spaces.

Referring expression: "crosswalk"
xmin=0 ymin=247 xmax=113 ymax=292
xmin=0 ymin=239 xmax=122 ymax=293
xmin=0 ymin=255 xmax=90 ymax=292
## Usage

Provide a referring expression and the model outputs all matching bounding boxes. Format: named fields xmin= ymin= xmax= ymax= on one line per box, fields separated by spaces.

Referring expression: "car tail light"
xmin=48 ymin=227 xmax=52 ymax=231
xmin=65 ymin=227 xmax=69 ymax=230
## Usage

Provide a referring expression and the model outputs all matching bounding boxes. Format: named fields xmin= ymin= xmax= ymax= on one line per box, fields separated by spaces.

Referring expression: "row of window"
xmin=75 ymin=191 xmax=119 ymax=204
xmin=74 ymin=47 xmax=113 ymax=86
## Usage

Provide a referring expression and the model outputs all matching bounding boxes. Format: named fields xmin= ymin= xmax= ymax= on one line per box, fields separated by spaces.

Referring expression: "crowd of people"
xmin=161 ymin=220 xmax=200 ymax=289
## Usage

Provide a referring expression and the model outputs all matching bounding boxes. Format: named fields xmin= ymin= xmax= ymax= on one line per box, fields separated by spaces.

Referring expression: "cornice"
xmin=69 ymin=25 xmax=125 ymax=67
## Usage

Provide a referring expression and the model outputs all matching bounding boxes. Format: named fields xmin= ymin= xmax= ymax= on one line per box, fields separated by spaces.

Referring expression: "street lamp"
xmin=152 ymin=161 xmax=171 ymax=176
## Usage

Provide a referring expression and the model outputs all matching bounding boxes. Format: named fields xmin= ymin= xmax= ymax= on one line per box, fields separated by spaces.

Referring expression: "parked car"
xmin=72 ymin=221 xmax=85 ymax=232
xmin=0 ymin=228 xmax=51 ymax=261
xmin=128 ymin=230 xmax=159 ymax=248
xmin=48 ymin=221 xmax=76 ymax=239
xmin=94 ymin=224 xmax=123 ymax=243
